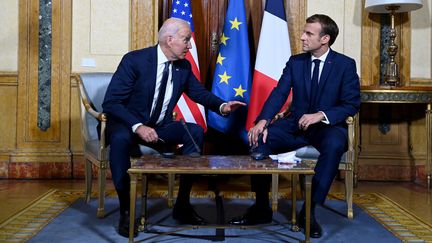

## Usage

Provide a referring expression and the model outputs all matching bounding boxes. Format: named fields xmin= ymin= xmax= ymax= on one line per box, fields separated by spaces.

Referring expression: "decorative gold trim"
xmin=0 ymin=72 xmax=18 ymax=86
xmin=130 ymin=0 xmax=159 ymax=50
xmin=286 ymin=0 xmax=307 ymax=55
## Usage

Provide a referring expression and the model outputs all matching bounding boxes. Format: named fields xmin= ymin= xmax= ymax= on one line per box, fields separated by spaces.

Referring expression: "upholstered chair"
xmin=77 ymin=73 xmax=160 ymax=218
xmin=270 ymin=109 xmax=357 ymax=220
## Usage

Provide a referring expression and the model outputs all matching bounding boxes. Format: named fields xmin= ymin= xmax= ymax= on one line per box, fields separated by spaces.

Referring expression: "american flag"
xmin=171 ymin=0 xmax=207 ymax=131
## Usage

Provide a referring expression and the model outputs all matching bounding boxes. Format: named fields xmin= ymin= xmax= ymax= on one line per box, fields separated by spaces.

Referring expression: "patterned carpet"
xmin=1 ymin=189 xmax=432 ymax=242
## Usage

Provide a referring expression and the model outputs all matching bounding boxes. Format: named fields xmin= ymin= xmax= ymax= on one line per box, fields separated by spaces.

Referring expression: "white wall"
xmin=411 ymin=0 xmax=432 ymax=79
xmin=0 ymin=0 xmax=18 ymax=71
xmin=72 ymin=0 xmax=130 ymax=73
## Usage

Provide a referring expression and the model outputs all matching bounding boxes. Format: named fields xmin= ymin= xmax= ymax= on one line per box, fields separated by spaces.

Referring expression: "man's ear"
xmin=321 ymin=34 xmax=330 ymax=45
xmin=166 ymin=36 xmax=174 ymax=47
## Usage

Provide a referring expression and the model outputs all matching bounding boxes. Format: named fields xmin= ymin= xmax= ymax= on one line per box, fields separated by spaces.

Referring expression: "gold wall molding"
xmin=286 ymin=0 xmax=307 ymax=55
xmin=0 ymin=72 xmax=18 ymax=86
xmin=130 ymin=0 xmax=159 ymax=50
xmin=14 ymin=0 xmax=72 ymax=163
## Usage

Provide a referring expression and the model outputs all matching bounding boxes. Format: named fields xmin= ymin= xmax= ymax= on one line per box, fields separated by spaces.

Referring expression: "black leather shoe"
xmin=250 ymin=152 xmax=268 ymax=160
xmin=229 ymin=204 xmax=273 ymax=225
xmin=172 ymin=203 xmax=207 ymax=225
xmin=118 ymin=211 xmax=138 ymax=238
xmin=298 ymin=209 xmax=323 ymax=238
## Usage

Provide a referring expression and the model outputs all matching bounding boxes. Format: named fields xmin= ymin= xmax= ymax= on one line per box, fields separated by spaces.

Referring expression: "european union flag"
xmin=208 ymin=0 xmax=251 ymax=142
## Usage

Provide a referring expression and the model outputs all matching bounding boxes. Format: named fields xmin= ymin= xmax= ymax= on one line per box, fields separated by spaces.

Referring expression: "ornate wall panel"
xmin=130 ymin=0 xmax=159 ymax=50
xmin=14 ymin=0 xmax=72 ymax=165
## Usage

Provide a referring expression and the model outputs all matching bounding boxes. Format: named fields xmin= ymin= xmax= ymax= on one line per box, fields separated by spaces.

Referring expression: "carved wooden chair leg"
xmin=345 ymin=169 xmax=354 ymax=219
xmin=84 ymin=159 xmax=93 ymax=204
xmin=97 ymin=165 xmax=106 ymax=218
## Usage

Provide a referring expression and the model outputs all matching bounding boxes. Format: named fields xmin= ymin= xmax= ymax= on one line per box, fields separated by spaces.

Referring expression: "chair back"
xmin=78 ymin=73 xmax=113 ymax=142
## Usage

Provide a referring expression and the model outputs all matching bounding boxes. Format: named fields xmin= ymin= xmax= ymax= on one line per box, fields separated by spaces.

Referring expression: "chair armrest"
xmin=77 ymin=75 xmax=109 ymax=156
xmin=345 ymin=115 xmax=356 ymax=166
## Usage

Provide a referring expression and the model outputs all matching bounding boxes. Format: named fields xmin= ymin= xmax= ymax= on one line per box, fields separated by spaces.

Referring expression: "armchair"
xmin=270 ymin=109 xmax=357 ymax=220
xmin=77 ymin=73 xmax=159 ymax=218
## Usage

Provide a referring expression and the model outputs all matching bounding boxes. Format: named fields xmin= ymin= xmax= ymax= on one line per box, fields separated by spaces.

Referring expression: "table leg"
xmin=138 ymin=175 xmax=148 ymax=232
xmin=291 ymin=174 xmax=299 ymax=231
xmin=427 ymin=104 xmax=432 ymax=189
xmin=129 ymin=174 xmax=138 ymax=243
xmin=304 ymin=174 xmax=312 ymax=243
xmin=168 ymin=173 xmax=175 ymax=208
xmin=271 ymin=174 xmax=279 ymax=211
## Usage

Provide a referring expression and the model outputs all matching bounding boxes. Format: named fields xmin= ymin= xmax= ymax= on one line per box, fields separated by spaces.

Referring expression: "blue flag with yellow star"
xmin=208 ymin=0 xmax=251 ymax=142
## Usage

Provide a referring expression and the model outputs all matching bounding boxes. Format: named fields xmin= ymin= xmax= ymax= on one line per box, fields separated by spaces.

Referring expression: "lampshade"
xmin=365 ymin=0 xmax=423 ymax=13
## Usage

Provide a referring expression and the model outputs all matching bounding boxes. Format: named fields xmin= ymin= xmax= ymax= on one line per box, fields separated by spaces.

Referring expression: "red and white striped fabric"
xmin=172 ymin=0 xmax=207 ymax=131
xmin=246 ymin=0 xmax=291 ymax=130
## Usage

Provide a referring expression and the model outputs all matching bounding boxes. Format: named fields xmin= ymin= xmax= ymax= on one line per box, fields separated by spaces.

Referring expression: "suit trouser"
xmin=252 ymin=118 xmax=347 ymax=205
xmin=107 ymin=121 xmax=204 ymax=213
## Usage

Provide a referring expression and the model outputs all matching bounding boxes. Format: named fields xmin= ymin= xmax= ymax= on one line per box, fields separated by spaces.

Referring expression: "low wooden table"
xmin=128 ymin=155 xmax=315 ymax=243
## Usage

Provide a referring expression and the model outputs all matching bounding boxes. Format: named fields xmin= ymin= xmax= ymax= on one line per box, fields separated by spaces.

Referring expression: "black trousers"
xmin=107 ymin=121 xmax=204 ymax=213
xmin=252 ymin=118 xmax=347 ymax=205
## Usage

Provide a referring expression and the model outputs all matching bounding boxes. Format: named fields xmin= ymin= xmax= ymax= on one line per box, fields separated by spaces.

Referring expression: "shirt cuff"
xmin=220 ymin=103 xmax=228 ymax=116
xmin=319 ymin=111 xmax=330 ymax=124
xmin=132 ymin=123 xmax=143 ymax=133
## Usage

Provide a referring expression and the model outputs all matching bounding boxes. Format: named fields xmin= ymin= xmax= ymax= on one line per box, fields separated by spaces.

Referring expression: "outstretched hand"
xmin=222 ymin=101 xmax=246 ymax=114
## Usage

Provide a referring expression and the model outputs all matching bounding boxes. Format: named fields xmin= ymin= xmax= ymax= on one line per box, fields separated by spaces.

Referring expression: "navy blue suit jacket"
xmin=102 ymin=45 xmax=225 ymax=129
xmin=257 ymin=49 xmax=360 ymax=134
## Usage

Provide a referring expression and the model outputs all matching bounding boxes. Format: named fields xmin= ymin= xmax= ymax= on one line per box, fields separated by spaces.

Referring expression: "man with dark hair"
xmin=102 ymin=17 xmax=245 ymax=238
xmin=229 ymin=14 xmax=360 ymax=239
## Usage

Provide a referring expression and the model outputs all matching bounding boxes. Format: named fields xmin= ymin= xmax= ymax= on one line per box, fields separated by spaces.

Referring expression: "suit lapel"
xmin=304 ymin=53 xmax=313 ymax=100
xmin=146 ymin=46 xmax=158 ymax=115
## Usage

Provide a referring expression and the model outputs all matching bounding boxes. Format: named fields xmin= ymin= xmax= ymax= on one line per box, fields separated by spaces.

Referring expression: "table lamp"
xmin=364 ymin=0 xmax=423 ymax=86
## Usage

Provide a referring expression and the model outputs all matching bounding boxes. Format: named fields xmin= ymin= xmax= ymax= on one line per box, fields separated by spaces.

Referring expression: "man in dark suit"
xmin=229 ymin=14 xmax=360 ymax=238
xmin=102 ymin=18 xmax=245 ymax=238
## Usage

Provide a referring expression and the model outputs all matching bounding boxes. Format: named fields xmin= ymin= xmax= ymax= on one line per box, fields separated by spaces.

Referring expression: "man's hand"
xmin=135 ymin=125 xmax=159 ymax=143
xmin=221 ymin=101 xmax=246 ymax=114
xmin=298 ymin=112 xmax=324 ymax=130
xmin=248 ymin=119 xmax=268 ymax=147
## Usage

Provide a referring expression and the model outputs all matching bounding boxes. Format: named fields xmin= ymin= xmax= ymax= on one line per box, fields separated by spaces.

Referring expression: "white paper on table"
xmin=269 ymin=151 xmax=302 ymax=163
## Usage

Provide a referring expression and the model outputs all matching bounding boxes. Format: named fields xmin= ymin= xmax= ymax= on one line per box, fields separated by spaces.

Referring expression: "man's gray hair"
xmin=158 ymin=18 xmax=190 ymax=43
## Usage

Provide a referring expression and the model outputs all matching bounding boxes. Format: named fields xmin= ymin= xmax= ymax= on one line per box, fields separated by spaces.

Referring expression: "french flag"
xmin=171 ymin=0 xmax=207 ymax=131
xmin=246 ymin=0 xmax=291 ymax=130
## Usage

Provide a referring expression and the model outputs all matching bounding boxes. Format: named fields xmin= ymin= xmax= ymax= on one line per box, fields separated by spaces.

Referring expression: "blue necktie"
xmin=148 ymin=62 xmax=170 ymax=126
xmin=309 ymin=59 xmax=321 ymax=112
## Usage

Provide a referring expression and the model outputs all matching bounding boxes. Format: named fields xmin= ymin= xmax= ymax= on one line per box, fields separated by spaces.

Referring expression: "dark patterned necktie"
xmin=148 ymin=61 xmax=170 ymax=126
xmin=309 ymin=59 xmax=321 ymax=112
